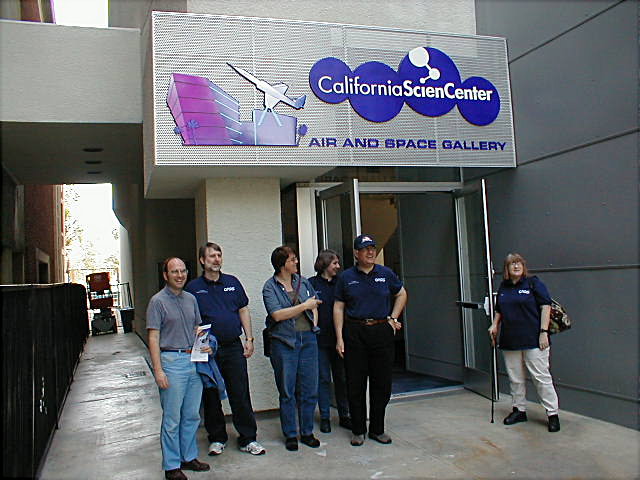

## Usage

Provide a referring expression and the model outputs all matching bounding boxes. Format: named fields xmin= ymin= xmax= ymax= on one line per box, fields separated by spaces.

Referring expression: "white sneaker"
xmin=239 ymin=441 xmax=266 ymax=455
xmin=208 ymin=441 xmax=226 ymax=456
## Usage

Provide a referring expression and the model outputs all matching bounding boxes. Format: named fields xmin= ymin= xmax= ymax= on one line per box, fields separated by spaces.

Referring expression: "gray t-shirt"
xmin=146 ymin=286 xmax=202 ymax=350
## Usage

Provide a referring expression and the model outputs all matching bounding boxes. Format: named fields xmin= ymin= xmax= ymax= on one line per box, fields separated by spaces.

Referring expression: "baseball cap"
xmin=354 ymin=234 xmax=376 ymax=250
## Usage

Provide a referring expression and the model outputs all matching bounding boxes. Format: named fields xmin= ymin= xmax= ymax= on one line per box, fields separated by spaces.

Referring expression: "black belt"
xmin=161 ymin=348 xmax=192 ymax=353
xmin=346 ymin=317 xmax=388 ymax=326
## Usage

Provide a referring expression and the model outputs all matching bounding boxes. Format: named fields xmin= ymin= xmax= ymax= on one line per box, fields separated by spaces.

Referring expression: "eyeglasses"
xmin=509 ymin=261 xmax=522 ymax=266
xmin=168 ymin=269 xmax=188 ymax=275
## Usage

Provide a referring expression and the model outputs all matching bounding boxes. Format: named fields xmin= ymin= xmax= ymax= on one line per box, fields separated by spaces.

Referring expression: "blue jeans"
xmin=158 ymin=352 xmax=203 ymax=471
xmin=317 ymin=346 xmax=350 ymax=419
xmin=270 ymin=331 xmax=318 ymax=438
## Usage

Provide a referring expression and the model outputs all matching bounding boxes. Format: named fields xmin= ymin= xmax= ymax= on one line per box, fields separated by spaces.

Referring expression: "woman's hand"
xmin=336 ymin=338 xmax=345 ymax=358
xmin=303 ymin=296 xmax=322 ymax=310
xmin=488 ymin=324 xmax=499 ymax=346
xmin=539 ymin=332 xmax=549 ymax=350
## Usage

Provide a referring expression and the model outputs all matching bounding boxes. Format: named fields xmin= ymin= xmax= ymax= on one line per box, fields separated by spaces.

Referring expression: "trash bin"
xmin=120 ymin=308 xmax=134 ymax=333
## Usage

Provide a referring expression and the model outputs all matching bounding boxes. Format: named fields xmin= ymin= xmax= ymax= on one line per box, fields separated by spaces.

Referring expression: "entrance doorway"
xmin=314 ymin=180 xmax=497 ymax=399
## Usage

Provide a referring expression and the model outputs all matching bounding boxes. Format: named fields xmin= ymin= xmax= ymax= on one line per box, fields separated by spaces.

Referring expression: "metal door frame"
xmin=454 ymin=179 xmax=498 ymax=400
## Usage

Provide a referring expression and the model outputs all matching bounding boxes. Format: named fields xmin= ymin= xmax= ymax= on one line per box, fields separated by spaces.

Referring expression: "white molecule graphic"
xmin=408 ymin=47 xmax=441 ymax=83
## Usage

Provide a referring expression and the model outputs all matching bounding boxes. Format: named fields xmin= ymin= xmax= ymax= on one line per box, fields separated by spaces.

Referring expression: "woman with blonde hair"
xmin=488 ymin=253 xmax=560 ymax=432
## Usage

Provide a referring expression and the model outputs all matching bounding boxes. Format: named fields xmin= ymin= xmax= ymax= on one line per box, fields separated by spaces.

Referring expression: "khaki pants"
xmin=503 ymin=347 xmax=559 ymax=416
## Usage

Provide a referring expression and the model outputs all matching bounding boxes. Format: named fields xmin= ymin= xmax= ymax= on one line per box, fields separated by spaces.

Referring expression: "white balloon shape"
xmin=408 ymin=47 xmax=429 ymax=67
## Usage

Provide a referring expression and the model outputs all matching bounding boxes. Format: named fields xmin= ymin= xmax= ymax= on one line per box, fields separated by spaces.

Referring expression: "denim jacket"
xmin=195 ymin=334 xmax=227 ymax=399
xmin=262 ymin=273 xmax=319 ymax=349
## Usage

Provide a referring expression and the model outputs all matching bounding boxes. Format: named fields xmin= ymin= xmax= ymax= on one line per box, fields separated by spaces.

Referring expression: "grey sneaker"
xmin=239 ymin=441 xmax=266 ymax=455
xmin=350 ymin=434 xmax=364 ymax=446
xmin=368 ymin=432 xmax=392 ymax=444
xmin=208 ymin=441 xmax=226 ymax=456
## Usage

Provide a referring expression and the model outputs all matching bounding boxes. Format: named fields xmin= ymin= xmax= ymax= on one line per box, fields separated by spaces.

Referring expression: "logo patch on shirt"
xmin=195 ymin=290 xmax=208 ymax=294
xmin=348 ymin=280 xmax=359 ymax=286
xmin=223 ymin=286 xmax=236 ymax=292
xmin=374 ymin=277 xmax=386 ymax=283
xmin=518 ymin=289 xmax=530 ymax=294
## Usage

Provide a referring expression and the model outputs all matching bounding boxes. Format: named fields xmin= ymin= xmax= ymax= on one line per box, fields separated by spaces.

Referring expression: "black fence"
xmin=2 ymin=283 xmax=89 ymax=479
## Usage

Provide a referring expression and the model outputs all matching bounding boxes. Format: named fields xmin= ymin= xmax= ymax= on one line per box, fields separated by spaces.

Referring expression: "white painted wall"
xmin=0 ymin=20 xmax=141 ymax=123
xmin=198 ymin=177 xmax=282 ymax=411
xmin=187 ymin=0 xmax=476 ymax=34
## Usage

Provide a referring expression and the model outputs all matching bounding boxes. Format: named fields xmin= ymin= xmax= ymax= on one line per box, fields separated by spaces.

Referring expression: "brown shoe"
xmin=180 ymin=459 xmax=210 ymax=472
xmin=165 ymin=469 xmax=187 ymax=480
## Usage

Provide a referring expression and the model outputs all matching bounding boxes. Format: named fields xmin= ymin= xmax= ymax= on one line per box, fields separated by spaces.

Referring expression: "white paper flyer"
xmin=191 ymin=324 xmax=211 ymax=362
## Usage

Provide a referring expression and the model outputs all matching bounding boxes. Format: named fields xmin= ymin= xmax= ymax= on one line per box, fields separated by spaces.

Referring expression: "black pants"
xmin=343 ymin=321 xmax=395 ymax=436
xmin=203 ymin=338 xmax=257 ymax=447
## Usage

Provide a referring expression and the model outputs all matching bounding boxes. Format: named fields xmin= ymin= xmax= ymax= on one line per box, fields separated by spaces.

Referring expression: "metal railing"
xmin=1 ymin=283 xmax=89 ymax=479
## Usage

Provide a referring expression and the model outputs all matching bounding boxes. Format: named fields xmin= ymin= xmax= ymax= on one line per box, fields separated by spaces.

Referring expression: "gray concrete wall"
xmin=113 ymin=182 xmax=196 ymax=342
xmin=475 ymin=0 xmax=639 ymax=429
xmin=0 ymin=20 xmax=141 ymax=123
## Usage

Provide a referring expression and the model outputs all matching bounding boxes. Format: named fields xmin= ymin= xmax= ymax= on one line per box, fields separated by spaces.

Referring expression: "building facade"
xmin=1 ymin=0 xmax=637 ymax=429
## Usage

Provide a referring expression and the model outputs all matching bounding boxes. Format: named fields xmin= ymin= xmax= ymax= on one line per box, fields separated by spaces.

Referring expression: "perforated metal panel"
xmin=152 ymin=12 xmax=515 ymax=168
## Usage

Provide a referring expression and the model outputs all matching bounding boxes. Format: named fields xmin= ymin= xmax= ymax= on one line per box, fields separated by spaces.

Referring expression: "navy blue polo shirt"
xmin=309 ymin=274 xmax=338 ymax=347
xmin=495 ymin=275 xmax=551 ymax=350
xmin=185 ymin=273 xmax=249 ymax=342
xmin=334 ymin=264 xmax=403 ymax=319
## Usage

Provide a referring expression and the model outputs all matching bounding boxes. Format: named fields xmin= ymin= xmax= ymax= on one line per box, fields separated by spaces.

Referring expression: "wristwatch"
xmin=539 ymin=329 xmax=549 ymax=334
xmin=245 ymin=337 xmax=255 ymax=342
xmin=388 ymin=316 xmax=398 ymax=322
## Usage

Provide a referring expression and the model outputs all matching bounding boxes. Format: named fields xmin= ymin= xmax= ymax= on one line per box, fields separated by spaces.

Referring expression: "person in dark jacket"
xmin=334 ymin=235 xmax=407 ymax=447
xmin=262 ymin=246 xmax=322 ymax=451
xmin=309 ymin=249 xmax=351 ymax=434
xmin=488 ymin=252 xmax=561 ymax=432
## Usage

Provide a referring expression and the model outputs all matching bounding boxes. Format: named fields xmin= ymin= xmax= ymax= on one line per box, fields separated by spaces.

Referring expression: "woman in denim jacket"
xmin=262 ymin=246 xmax=322 ymax=451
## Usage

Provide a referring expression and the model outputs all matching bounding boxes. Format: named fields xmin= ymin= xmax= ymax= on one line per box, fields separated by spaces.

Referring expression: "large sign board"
xmin=153 ymin=12 xmax=515 ymax=167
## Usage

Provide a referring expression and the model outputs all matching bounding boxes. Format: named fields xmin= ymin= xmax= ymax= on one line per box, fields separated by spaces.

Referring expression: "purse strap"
xmin=291 ymin=274 xmax=303 ymax=305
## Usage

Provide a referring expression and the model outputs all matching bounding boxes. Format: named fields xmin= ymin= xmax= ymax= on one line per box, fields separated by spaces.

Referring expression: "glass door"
xmin=319 ymin=179 xmax=361 ymax=269
xmin=454 ymin=179 xmax=498 ymax=401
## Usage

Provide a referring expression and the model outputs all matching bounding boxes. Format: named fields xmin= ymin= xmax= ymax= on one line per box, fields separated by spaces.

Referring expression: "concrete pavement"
xmin=39 ymin=332 xmax=640 ymax=479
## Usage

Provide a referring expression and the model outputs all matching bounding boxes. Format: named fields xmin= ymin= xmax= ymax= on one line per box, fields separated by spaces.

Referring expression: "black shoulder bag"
xmin=529 ymin=277 xmax=571 ymax=334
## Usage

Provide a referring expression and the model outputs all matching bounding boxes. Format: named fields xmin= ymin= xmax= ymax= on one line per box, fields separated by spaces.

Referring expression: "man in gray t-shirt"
xmin=147 ymin=257 xmax=211 ymax=480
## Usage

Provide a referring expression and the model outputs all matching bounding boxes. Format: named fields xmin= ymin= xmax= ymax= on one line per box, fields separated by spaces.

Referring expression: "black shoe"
xmin=285 ymin=437 xmax=298 ymax=451
xmin=320 ymin=418 xmax=331 ymax=433
xmin=338 ymin=416 xmax=352 ymax=430
xmin=300 ymin=434 xmax=320 ymax=448
xmin=180 ymin=459 xmax=210 ymax=471
xmin=503 ymin=407 xmax=528 ymax=425
xmin=165 ymin=469 xmax=187 ymax=480
xmin=368 ymin=432 xmax=392 ymax=444
xmin=548 ymin=414 xmax=560 ymax=432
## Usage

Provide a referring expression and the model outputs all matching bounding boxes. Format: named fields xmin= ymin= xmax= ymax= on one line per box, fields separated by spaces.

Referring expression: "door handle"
xmin=456 ymin=301 xmax=484 ymax=310
xmin=457 ymin=298 xmax=491 ymax=316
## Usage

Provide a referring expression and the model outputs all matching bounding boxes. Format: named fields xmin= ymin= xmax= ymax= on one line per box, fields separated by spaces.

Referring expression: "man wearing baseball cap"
xmin=333 ymin=234 xmax=407 ymax=447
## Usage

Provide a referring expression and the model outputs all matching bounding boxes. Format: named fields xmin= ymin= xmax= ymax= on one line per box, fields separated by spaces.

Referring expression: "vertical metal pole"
xmin=321 ymin=197 xmax=328 ymax=250
xmin=480 ymin=179 xmax=498 ymax=403
xmin=352 ymin=178 xmax=361 ymax=236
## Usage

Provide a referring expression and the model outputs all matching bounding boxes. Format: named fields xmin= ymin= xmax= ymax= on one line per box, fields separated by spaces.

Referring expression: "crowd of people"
xmin=147 ymin=238 xmax=560 ymax=480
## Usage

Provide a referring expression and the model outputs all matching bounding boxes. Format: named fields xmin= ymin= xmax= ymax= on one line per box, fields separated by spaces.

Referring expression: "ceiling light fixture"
xmin=87 ymin=171 xmax=102 ymax=175
xmin=83 ymin=147 xmax=103 ymax=153
xmin=84 ymin=160 xmax=102 ymax=165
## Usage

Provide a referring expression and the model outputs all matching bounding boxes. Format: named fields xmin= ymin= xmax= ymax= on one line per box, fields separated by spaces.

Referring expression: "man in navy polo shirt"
xmin=185 ymin=242 xmax=266 ymax=457
xmin=334 ymin=234 xmax=407 ymax=447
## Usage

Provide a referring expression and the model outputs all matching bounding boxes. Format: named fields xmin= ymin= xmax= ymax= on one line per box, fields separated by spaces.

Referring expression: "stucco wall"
xmin=197 ymin=177 xmax=283 ymax=411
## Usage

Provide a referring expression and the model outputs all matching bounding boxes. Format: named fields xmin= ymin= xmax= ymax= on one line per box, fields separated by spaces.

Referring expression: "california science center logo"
xmin=309 ymin=46 xmax=500 ymax=126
